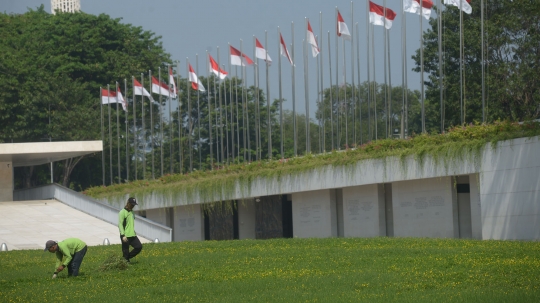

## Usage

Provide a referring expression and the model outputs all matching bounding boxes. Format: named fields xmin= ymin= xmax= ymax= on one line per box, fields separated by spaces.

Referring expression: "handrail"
xmin=13 ymin=184 xmax=172 ymax=242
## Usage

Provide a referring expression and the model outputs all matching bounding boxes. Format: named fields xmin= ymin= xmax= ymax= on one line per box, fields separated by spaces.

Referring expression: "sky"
xmin=4 ymin=0 xmax=436 ymax=118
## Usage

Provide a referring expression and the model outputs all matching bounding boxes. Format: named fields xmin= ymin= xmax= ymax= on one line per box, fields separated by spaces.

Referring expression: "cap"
xmin=44 ymin=240 xmax=57 ymax=251
xmin=127 ymin=197 xmax=138 ymax=205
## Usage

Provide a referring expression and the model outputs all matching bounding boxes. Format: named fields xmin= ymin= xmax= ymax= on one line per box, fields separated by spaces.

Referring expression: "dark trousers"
xmin=68 ymin=245 xmax=87 ymax=277
xmin=120 ymin=236 xmax=142 ymax=260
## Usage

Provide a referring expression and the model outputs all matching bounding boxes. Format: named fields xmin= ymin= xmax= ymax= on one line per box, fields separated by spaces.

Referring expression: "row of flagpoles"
xmin=98 ymin=0 xmax=479 ymax=185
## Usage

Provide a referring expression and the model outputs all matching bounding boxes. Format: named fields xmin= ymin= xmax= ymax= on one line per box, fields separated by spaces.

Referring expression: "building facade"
xmin=51 ymin=0 xmax=80 ymax=14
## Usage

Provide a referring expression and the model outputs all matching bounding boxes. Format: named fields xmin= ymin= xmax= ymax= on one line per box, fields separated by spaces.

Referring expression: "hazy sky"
xmin=5 ymin=0 xmax=434 ymax=116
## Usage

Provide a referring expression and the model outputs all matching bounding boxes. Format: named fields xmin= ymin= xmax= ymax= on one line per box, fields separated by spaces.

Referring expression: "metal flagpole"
xmin=387 ymin=27 xmax=393 ymax=139
xmin=303 ymin=35 xmax=308 ymax=155
xmin=254 ymin=36 xmax=261 ymax=161
xmin=235 ymin=60 xmax=240 ymax=162
xmin=216 ymin=50 xmax=221 ymax=164
xmin=149 ymin=70 xmax=154 ymax=179
xmin=401 ymin=0 xmax=406 ymax=138
xmin=240 ymin=40 xmax=248 ymax=162
xmin=228 ymin=47 xmax=234 ymax=164
xmin=481 ymin=0 xmax=485 ymax=123
xmin=124 ymin=79 xmax=129 ymax=182
xmin=169 ymin=64 xmax=173 ymax=174
xmin=351 ymin=1 xmax=356 ymax=146
xmin=206 ymin=51 xmax=214 ymax=169
xmin=404 ymin=4 xmax=409 ymax=137
xmin=100 ymin=87 xmax=105 ymax=185
xmin=420 ymin=0 xmax=426 ymax=133
xmin=316 ymin=34 xmax=321 ymax=153
xmin=327 ymin=31 xmax=334 ymax=150
xmin=292 ymin=22 xmax=297 ymax=157
xmin=366 ymin=0 xmax=372 ymax=141
xmin=278 ymin=27 xmax=284 ymax=160
xmin=371 ymin=19 xmax=377 ymax=140
xmin=132 ymin=77 xmax=137 ymax=180
xmin=107 ymin=84 xmax=113 ymax=184
xmin=196 ymin=55 xmax=202 ymax=169
xmin=320 ymin=12 xmax=325 ymax=153
xmin=335 ymin=7 xmax=340 ymax=149
xmin=141 ymin=73 xmax=146 ymax=179
xmin=223 ymin=63 xmax=229 ymax=166
xmin=342 ymin=27 xmax=348 ymax=148
xmin=116 ymin=82 xmax=121 ymax=183
xmin=439 ymin=0 xmax=444 ymax=132
xmin=383 ymin=0 xmax=388 ymax=138
xmin=158 ymin=67 xmax=163 ymax=176
xmin=356 ymin=22 xmax=362 ymax=144
xmin=218 ymin=47 xmax=225 ymax=164
xmin=265 ymin=31 xmax=272 ymax=160
xmin=186 ymin=58 xmax=193 ymax=172
xmin=459 ymin=0 xmax=463 ymax=125
xmin=177 ymin=72 xmax=183 ymax=174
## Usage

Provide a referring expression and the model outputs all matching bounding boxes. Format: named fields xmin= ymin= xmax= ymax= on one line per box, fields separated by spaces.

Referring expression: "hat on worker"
xmin=127 ymin=197 xmax=138 ymax=205
xmin=44 ymin=240 xmax=57 ymax=251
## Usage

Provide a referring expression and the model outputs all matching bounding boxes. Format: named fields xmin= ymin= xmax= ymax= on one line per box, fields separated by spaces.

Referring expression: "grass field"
xmin=1 ymin=237 xmax=539 ymax=302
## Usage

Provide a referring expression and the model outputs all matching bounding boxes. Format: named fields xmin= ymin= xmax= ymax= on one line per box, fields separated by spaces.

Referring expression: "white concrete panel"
xmin=173 ymin=204 xmax=204 ymax=242
xmin=238 ymin=199 xmax=256 ymax=239
xmin=469 ymin=174 xmax=482 ymax=239
xmin=342 ymin=184 xmax=381 ymax=238
xmin=392 ymin=177 xmax=456 ymax=238
xmin=292 ymin=189 xmax=337 ymax=238
xmin=146 ymin=208 xmax=170 ymax=227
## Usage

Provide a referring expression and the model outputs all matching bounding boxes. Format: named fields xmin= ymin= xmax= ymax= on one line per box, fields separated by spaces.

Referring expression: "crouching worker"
xmin=118 ymin=197 xmax=142 ymax=263
xmin=44 ymin=238 xmax=87 ymax=278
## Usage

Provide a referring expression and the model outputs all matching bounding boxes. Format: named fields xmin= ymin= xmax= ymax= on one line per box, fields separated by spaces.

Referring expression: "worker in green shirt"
xmin=118 ymin=197 xmax=142 ymax=263
xmin=44 ymin=238 xmax=87 ymax=278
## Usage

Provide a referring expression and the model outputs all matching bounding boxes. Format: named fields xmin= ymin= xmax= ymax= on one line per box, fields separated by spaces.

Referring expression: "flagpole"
xmin=351 ymin=1 xmax=356 ymax=146
xmin=439 ymin=0 xmax=444 ymax=132
xmin=265 ymin=31 xmax=272 ymax=160
xmin=206 ymin=51 xmax=214 ymax=169
xmin=291 ymin=22 xmax=297 ymax=157
xmin=158 ymin=67 xmax=164 ymax=176
xmin=303 ymin=36 xmax=308 ymax=155
xmin=132 ymin=77 xmax=137 ymax=180
xmin=240 ymin=40 xmax=248 ymax=162
xmin=403 ymin=4 xmax=409 ymax=137
xmin=255 ymin=37 xmax=261 ymax=161
xmin=169 ymin=64 xmax=173 ymax=174
xmin=217 ymin=48 xmax=227 ymax=165
xmin=141 ymin=73 xmax=146 ymax=179
xmin=481 ymin=0 xmax=485 ymax=123
xmin=327 ymin=31 xmax=334 ymax=151
xmin=335 ymin=7 xmax=340 ymax=150
xmin=319 ymin=12 xmax=325 ymax=153
xmin=177 ymin=72 xmax=183 ymax=174
xmin=459 ymin=0 xmax=463 ymax=125
xmin=278 ymin=27 xmax=284 ymax=160
xmin=316 ymin=34 xmax=322 ymax=153
xmin=342 ymin=27 xmax=348 ymax=148
xmin=383 ymin=0 xmax=388 ymax=138
xmin=227 ymin=48 xmax=234 ymax=164
xmin=387 ymin=26 xmax=393 ymax=139
xmin=186 ymin=58 xmax=193 ymax=172
xmin=124 ymin=79 xmax=129 ymax=182
xmin=100 ymin=87 xmax=105 ymax=186
xmin=149 ymin=70 xmax=154 ymax=179
xmin=196 ymin=55 xmax=202 ymax=169
xmin=253 ymin=35 xmax=259 ymax=161
xmin=235 ymin=57 xmax=240 ymax=162
xmin=116 ymin=82 xmax=121 ymax=183
xmin=108 ymin=84 xmax=113 ymax=184
xmin=420 ymin=0 xmax=426 ymax=133
xmin=356 ymin=22 xmax=362 ymax=144
xmin=401 ymin=0 xmax=406 ymax=138
xmin=371 ymin=20 xmax=377 ymax=140
xmin=366 ymin=0 xmax=372 ymax=141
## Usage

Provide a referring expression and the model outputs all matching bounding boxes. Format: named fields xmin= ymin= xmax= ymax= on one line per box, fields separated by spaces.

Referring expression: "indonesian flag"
xmin=101 ymin=88 xmax=118 ymax=105
xmin=307 ymin=21 xmax=320 ymax=57
xmin=168 ymin=66 xmax=177 ymax=98
xmin=369 ymin=1 xmax=397 ymax=29
xmin=336 ymin=10 xmax=351 ymax=40
xmin=255 ymin=38 xmax=272 ymax=65
xmin=151 ymin=76 xmax=172 ymax=96
xmin=188 ymin=64 xmax=205 ymax=92
xmin=279 ymin=33 xmax=294 ymax=66
xmin=209 ymin=54 xmax=228 ymax=79
xmin=404 ymin=0 xmax=433 ymax=20
xmin=444 ymin=0 xmax=472 ymax=14
xmin=117 ymin=89 xmax=127 ymax=112
xmin=230 ymin=45 xmax=254 ymax=66
xmin=133 ymin=78 xmax=151 ymax=97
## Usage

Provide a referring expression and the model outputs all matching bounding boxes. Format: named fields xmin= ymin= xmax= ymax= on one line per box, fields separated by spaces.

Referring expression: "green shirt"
xmin=118 ymin=208 xmax=136 ymax=237
xmin=55 ymin=238 xmax=86 ymax=268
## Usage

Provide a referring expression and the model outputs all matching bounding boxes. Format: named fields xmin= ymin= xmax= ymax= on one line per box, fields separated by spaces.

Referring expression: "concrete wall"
xmin=173 ymin=204 xmax=204 ymax=242
xmin=341 ymin=184 xmax=385 ymax=238
xmin=0 ymin=162 xmax=13 ymax=202
xmin=238 ymin=199 xmax=256 ymax=239
xmin=392 ymin=177 xmax=458 ymax=238
xmin=292 ymin=189 xmax=337 ymax=238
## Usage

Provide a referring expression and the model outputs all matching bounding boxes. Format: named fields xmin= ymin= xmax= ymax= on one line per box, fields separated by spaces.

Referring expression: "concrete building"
xmin=51 ymin=0 xmax=80 ymax=14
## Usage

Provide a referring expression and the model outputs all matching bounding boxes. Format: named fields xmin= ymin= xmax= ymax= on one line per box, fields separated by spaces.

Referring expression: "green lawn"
xmin=1 ymin=237 xmax=539 ymax=302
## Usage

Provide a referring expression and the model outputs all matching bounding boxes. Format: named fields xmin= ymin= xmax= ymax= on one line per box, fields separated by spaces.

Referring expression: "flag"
xmin=117 ymin=89 xmax=127 ymax=112
xmin=404 ymin=0 xmax=434 ymax=20
xmin=230 ymin=45 xmax=254 ymax=66
xmin=279 ymin=33 xmax=294 ymax=66
xmin=209 ymin=54 xmax=228 ymax=79
xmin=189 ymin=64 xmax=206 ymax=92
xmin=369 ymin=1 xmax=397 ymax=29
xmin=255 ymin=38 xmax=272 ymax=65
xmin=444 ymin=0 xmax=472 ymax=15
xmin=133 ymin=78 xmax=151 ymax=97
xmin=307 ymin=21 xmax=320 ymax=57
xmin=337 ymin=10 xmax=351 ymax=40
xmin=169 ymin=66 xmax=177 ymax=98
xmin=101 ymin=88 xmax=118 ymax=104
xmin=151 ymin=76 xmax=172 ymax=96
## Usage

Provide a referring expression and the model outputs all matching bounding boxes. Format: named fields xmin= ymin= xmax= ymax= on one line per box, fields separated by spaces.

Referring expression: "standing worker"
xmin=44 ymin=238 xmax=87 ymax=278
xmin=119 ymin=197 xmax=142 ymax=263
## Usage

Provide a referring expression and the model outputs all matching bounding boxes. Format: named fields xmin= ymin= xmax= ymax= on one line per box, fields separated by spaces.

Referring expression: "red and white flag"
xmin=369 ymin=1 xmax=397 ymax=29
xmin=444 ymin=0 xmax=472 ymax=14
xmin=101 ymin=88 xmax=118 ymax=105
xmin=117 ymin=88 xmax=127 ymax=112
xmin=151 ymin=76 xmax=172 ymax=96
xmin=168 ymin=66 xmax=177 ymax=98
xmin=133 ymin=78 xmax=151 ymax=97
xmin=255 ymin=38 xmax=272 ymax=65
xmin=337 ymin=10 xmax=351 ymax=40
xmin=404 ymin=0 xmax=434 ymax=20
xmin=209 ymin=54 xmax=228 ymax=79
xmin=279 ymin=33 xmax=294 ymax=66
xmin=189 ymin=64 xmax=205 ymax=92
xmin=307 ymin=20 xmax=320 ymax=57
xmin=230 ymin=45 xmax=254 ymax=66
